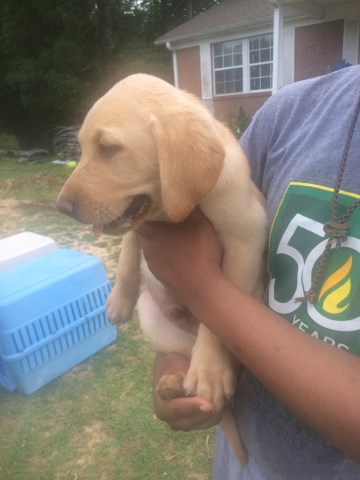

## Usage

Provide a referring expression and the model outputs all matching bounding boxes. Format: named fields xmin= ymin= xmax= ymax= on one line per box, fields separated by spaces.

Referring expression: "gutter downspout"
xmin=269 ymin=0 xmax=284 ymax=94
xmin=166 ymin=42 xmax=179 ymax=88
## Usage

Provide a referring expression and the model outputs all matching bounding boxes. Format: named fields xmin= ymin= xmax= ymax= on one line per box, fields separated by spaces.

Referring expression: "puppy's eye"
xmin=98 ymin=143 xmax=122 ymax=156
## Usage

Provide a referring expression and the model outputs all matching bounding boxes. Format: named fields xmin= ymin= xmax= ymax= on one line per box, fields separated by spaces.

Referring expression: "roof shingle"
xmin=155 ymin=0 xmax=297 ymax=44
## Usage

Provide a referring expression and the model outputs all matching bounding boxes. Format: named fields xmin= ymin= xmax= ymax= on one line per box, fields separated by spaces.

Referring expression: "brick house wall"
xmin=213 ymin=92 xmax=271 ymax=127
xmin=295 ymin=20 xmax=344 ymax=81
xmin=177 ymin=46 xmax=202 ymax=98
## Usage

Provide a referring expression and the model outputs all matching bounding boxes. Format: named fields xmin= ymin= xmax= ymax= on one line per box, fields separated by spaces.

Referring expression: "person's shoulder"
xmin=242 ymin=65 xmax=360 ymax=152
xmin=258 ymin=65 xmax=360 ymax=118
xmin=275 ymin=65 xmax=359 ymax=103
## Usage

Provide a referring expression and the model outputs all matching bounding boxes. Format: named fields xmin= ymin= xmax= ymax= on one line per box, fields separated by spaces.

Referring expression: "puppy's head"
xmin=57 ymin=74 xmax=225 ymax=235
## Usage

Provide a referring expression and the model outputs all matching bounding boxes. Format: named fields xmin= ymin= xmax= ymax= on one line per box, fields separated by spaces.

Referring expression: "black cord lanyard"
xmin=298 ymin=91 xmax=360 ymax=304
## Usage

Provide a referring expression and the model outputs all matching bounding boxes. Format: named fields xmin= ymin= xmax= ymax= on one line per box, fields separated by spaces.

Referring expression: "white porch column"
xmin=166 ymin=42 xmax=179 ymax=87
xmin=343 ymin=20 xmax=360 ymax=66
xmin=270 ymin=1 xmax=284 ymax=93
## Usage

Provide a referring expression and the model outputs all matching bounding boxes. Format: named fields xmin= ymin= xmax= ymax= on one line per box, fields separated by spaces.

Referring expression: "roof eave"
xmin=154 ymin=11 xmax=303 ymax=46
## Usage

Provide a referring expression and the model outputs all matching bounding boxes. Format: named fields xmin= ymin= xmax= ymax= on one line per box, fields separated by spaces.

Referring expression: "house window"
xmin=213 ymin=34 xmax=273 ymax=95
xmin=249 ymin=35 xmax=273 ymax=90
xmin=213 ymin=39 xmax=243 ymax=94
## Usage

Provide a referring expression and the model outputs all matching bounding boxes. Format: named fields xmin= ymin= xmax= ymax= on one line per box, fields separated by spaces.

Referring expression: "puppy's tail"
xmin=220 ymin=403 xmax=248 ymax=466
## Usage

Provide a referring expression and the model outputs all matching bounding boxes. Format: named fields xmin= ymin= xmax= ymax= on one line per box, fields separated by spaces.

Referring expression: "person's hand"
xmin=137 ymin=209 xmax=222 ymax=305
xmin=153 ymin=352 xmax=223 ymax=431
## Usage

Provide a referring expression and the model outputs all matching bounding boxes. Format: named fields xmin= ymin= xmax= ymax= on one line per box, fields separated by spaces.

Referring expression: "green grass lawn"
xmin=0 ymin=158 xmax=214 ymax=480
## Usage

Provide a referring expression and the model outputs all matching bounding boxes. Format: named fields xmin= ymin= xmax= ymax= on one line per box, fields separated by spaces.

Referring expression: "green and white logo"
xmin=267 ymin=182 xmax=360 ymax=354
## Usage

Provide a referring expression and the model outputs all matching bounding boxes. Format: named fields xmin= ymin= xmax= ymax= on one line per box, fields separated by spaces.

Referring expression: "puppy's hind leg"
xmin=137 ymin=289 xmax=196 ymax=400
xmin=137 ymin=289 xmax=196 ymax=357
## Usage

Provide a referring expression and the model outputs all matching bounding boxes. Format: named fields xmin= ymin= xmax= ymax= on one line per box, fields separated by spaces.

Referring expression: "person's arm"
xmin=138 ymin=211 xmax=360 ymax=463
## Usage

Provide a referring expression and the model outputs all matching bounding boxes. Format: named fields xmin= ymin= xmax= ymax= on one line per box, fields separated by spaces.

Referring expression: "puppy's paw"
xmin=183 ymin=346 xmax=237 ymax=412
xmin=106 ymin=285 xmax=136 ymax=324
xmin=156 ymin=373 xmax=185 ymax=400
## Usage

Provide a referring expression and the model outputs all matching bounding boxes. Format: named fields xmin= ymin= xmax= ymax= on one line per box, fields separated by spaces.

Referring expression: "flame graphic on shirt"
xmin=318 ymin=256 xmax=353 ymax=315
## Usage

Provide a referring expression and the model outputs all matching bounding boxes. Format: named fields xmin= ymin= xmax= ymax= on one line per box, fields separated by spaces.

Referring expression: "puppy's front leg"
xmin=107 ymin=231 xmax=141 ymax=324
xmin=184 ymin=324 xmax=238 ymax=411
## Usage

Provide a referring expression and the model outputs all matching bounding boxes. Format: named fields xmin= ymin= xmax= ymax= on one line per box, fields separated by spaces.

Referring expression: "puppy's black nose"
xmin=57 ymin=198 xmax=74 ymax=216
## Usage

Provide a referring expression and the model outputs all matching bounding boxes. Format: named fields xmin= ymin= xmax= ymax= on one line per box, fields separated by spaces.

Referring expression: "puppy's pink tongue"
xmin=92 ymin=225 xmax=104 ymax=236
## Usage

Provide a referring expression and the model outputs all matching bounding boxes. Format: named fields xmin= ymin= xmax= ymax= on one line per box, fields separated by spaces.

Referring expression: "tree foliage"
xmin=0 ymin=0 xmax=219 ymax=147
xmin=140 ymin=0 xmax=220 ymax=38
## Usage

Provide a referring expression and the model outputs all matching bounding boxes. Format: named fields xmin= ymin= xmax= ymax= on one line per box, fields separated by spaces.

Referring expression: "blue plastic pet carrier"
xmin=0 ymin=248 xmax=117 ymax=394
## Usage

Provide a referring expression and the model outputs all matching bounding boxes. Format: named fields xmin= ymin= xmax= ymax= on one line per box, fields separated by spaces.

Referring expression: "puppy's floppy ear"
xmin=150 ymin=108 xmax=225 ymax=222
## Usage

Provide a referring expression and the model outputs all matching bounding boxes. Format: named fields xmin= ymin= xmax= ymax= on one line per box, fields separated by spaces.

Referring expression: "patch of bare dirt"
xmin=0 ymin=198 xmax=22 ymax=214
xmin=57 ymin=422 xmax=120 ymax=480
xmin=0 ymin=198 xmax=121 ymax=282
xmin=0 ymin=199 xmax=24 ymax=231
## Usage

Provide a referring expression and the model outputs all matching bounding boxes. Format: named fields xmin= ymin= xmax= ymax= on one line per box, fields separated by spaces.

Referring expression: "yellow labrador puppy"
xmin=57 ymin=74 xmax=266 ymax=465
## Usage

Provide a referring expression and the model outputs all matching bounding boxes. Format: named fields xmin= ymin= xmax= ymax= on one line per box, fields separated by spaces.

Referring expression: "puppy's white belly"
xmin=137 ymin=289 xmax=195 ymax=358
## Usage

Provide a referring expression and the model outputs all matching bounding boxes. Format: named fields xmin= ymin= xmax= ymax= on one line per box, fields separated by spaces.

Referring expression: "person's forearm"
xmin=183 ymin=270 xmax=360 ymax=462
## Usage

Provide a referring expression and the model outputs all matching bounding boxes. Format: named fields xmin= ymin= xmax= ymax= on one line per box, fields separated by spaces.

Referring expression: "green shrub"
xmin=228 ymin=106 xmax=252 ymax=138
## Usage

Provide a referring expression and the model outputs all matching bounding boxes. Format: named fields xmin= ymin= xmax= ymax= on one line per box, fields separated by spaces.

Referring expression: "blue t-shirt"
xmin=213 ymin=66 xmax=360 ymax=479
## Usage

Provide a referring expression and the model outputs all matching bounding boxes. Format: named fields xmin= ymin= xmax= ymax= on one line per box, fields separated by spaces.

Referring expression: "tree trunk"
xmin=186 ymin=0 xmax=193 ymax=19
xmin=96 ymin=0 xmax=117 ymax=82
